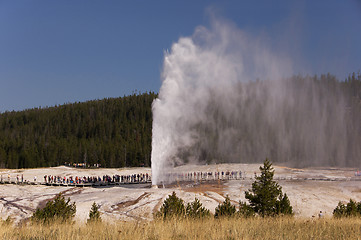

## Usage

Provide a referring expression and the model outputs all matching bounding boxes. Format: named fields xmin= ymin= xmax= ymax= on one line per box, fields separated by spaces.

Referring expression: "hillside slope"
xmin=0 ymin=92 xmax=157 ymax=168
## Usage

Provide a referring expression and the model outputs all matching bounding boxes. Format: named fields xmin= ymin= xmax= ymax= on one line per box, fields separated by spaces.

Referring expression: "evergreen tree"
xmin=238 ymin=201 xmax=255 ymax=218
xmin=333 ymin=199 xmax=361 ymax=218
xmin=276 ymin=193 xmax=293 ymax=215
xmin=214 ymin=195 xmax=236 ymax=218
xmin=32 ymin=193 xmax=76 ymax=223
xmin=156 ymin=192 xmax=185 ymax=220
xmin=186 ymin=198 xmax=211 ymax=219
xmin=244 ymin=158 xmax=293 ymax=217
xmin=87 ymin=202 xmax=101 ymax=223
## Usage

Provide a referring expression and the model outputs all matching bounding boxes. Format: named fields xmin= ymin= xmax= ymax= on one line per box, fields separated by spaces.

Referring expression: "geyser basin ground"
xmin=0 ymin=164 xmax=360 ymax=223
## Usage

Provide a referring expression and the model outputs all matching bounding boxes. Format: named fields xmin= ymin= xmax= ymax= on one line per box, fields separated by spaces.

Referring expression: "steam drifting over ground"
xmin=151 ymin=18 xmax=358 ymax=185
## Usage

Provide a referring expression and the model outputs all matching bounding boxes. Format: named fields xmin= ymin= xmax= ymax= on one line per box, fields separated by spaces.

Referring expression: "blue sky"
xmin=0 ymin=1 xmax=360 ymax=112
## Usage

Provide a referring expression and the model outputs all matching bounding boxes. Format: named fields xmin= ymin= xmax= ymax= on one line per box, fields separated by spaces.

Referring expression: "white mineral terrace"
xmin=0 ymin=164 xmax=360 ymax=224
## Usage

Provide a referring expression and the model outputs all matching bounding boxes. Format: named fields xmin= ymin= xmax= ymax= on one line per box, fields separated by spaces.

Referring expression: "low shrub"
xmin=87 ymin=202 xmax=102 ymax=223
xmin=238 ymin=201 xmax=255 ymax=218
xmin=214 ymin=195 xmax=236 ymax=218
xmin=156 ymin=191 xmax=185 ymax=219
xmin=333 ymin=199 xmax=361 ymax=218
xmin=32 ymin=193 xmax=76 ymax=223
xmin=186 ymin=198 xmax=211 ymax=219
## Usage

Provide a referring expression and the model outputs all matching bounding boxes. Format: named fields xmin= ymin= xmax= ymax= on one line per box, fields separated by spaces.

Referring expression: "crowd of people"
xmin=1 ymin=170 xmax=246 ymax=186
xmin=40 ymin=171 xmax=244 ymax=185
xmin=41 ymin=171 xmax=244 ymax=185
xmin=0 ymin=174 xmax=25 ymax=183
xmin=162 ymin=170 xmax=244 ymax=183
xmin=43 ymin=173 xmax=151 ymax=185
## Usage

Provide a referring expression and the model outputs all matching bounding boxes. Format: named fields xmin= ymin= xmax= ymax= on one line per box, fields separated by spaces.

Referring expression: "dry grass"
xmin=1 ymin=217 xmax=361 ymax=239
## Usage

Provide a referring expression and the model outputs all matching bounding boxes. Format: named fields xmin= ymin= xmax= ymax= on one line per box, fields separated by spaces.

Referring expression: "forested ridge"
xmin=174 ymin=73 xmax=361 ymax=167
xmin=0 ymin=73 xmax=360 ymax=169
xmin=0 ymin=92 xmax=157 ymax=168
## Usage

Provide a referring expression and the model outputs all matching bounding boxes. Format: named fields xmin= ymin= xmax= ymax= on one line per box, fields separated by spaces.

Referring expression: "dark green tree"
xmin=276 ymin=193 xmax=293 ymax=215
xmin=238 ymin=201 xmax=255 ymax=218
xmin=333 ymin=202 xmax=347 ymax=218
xmin=32 ymin=193 xmax=76 ymax=223
xmin=244 ymin=158 xmax=293 ymax=217
xmin=156 ymin=192 xmax=185 ymax=220
xmin=333 ymin=199 xmax=361 ymax=218
xmin=87 ymin=202 xmax=102 ymax=223
xmin=214 ymin=195 xmax=236 ymax=218
xmin=186 ymin=198 xmax=211 ymax=219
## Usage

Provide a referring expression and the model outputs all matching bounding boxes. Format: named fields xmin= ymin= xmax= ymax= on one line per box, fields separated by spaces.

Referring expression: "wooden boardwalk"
xmin=0 ymin=176 xmax=360 ymax=188
xmin=0 ymin=180 xmax=152 ymax=187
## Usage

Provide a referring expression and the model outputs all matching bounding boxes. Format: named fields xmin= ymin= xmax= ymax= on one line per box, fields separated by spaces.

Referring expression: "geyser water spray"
xmin=151 ymin=18 xmax=353 ymax=186
xmin=151 ymin=19 xmax=290 ymax=185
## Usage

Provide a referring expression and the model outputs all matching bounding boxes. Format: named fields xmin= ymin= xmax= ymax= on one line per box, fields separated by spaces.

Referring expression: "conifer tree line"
xmin=0 ymin=72 xmax=360 ymax=169
xmin=0 ymin=92 xmax=157 ymax=168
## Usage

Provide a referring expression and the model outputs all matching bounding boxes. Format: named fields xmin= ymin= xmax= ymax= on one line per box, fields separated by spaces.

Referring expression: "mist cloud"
xmin=151 ymin=18 xmax=352 ymax=185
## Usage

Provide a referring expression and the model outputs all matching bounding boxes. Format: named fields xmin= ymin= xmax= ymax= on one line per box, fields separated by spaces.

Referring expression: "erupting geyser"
xmin=151 ymin=18 xmax=358 ymax=186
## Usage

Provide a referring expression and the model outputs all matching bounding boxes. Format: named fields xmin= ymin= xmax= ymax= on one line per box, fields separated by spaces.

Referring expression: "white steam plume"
xmin=151 ymin=18 xmax=349 ymax=185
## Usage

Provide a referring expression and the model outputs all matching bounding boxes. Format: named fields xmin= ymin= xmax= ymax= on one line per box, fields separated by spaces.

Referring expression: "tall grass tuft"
xmin=1 ymin=217 xmax=361 ymax=239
